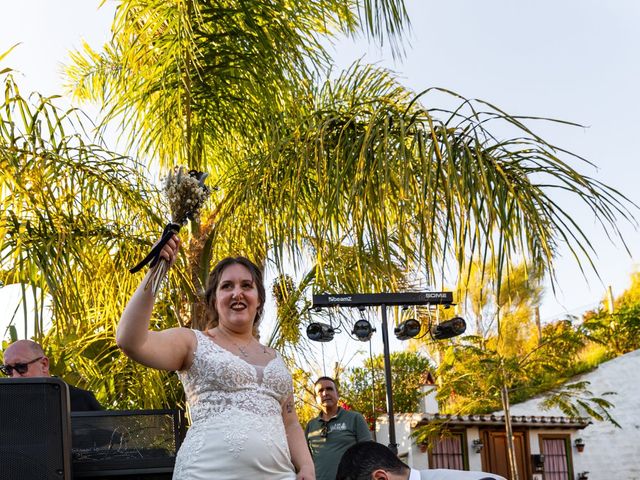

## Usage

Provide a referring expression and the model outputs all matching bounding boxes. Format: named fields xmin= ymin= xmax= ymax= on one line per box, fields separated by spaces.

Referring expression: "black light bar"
xmin=312 ymin=292 xmax=453 ymax=308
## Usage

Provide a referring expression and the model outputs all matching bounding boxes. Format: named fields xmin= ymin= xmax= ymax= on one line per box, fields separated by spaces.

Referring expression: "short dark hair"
xmin=336 ymin=441 xmax=409 ymax=480
xmin=314 ymin=376 xmax=338 ymax=394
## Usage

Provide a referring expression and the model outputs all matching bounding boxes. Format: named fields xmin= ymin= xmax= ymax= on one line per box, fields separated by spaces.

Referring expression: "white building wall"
xmin=505 ymin=349 xmax=640 ymax=480
xmin=377 ymin=417 xmax=486 ymax=471
xmin=420 ymin=384 xmax=439 ymax=413
xmin=377 ymin=415 xmax=428 ymax=469
xmin=376 ymin=415 xmax=413 ymax=456
xmin=378 ymin=349 xmax=640 ymax=478
xmin=465 ymin=426 xmax=484 ymax=471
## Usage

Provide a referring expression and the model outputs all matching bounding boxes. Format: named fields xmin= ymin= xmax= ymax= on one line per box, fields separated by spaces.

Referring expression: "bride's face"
xmin=215 ymin=264 xmax=261 ymax=330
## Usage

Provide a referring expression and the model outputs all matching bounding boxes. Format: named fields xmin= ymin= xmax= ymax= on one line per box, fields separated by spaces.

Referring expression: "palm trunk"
xmin=501 ymin=384 xmax=519 ymax=480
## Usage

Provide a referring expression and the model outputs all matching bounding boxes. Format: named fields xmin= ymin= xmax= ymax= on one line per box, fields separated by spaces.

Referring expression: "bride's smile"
xmin=216 ymin=264 xmax=260 ymax=329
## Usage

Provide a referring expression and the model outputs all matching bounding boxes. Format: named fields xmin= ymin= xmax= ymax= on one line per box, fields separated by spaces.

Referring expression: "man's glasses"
xmin=0 ymin=356 xmax=43 ymax=376
xmin=320 ymin=422 xmax=328 ymax=438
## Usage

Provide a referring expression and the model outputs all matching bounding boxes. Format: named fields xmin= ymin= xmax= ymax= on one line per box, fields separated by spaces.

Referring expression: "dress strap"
xmin=190 ymin=329 xmax=213 ymax=359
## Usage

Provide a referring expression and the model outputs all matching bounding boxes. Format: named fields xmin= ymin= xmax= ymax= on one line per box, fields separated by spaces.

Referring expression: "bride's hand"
xmin=296 ymin=465 xmax=315 ymax=480
xmin=159 ymin=233 xmax=180 ymax=267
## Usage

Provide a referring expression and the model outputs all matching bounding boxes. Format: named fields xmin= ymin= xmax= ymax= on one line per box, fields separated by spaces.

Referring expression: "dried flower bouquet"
xmin=130 ymin=166 xmax=211 ymax=295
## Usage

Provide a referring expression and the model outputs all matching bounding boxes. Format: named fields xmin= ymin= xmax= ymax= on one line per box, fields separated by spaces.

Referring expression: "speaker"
xmin=0 ymin=377 xmax=72 ymax=480
xmin=71 ymin=409 xmax=184 ymax=478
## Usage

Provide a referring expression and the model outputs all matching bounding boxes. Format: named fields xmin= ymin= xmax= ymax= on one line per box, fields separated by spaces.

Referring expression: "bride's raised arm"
xmin=116 ymin=234 xmax=195 ymax=372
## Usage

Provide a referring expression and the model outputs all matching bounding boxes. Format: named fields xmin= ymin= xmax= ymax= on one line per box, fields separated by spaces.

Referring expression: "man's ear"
xmin=42 ymin=356 xmax=50 ymax=375
xmin=371 ymin=469 xmax=391 ymax=480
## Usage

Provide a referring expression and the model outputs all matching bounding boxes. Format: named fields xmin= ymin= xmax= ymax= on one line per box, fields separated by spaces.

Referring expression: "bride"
xmin=116 ymin=234 xmax=315 ymax=479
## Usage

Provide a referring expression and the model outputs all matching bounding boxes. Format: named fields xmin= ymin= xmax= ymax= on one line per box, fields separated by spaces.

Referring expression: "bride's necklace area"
xmin=216 ymin=328 xmax=266 ymax=358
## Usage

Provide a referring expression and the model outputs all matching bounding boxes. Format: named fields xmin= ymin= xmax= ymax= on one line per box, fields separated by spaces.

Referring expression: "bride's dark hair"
xmin=203 ymin=256 xmax=266 ymax=338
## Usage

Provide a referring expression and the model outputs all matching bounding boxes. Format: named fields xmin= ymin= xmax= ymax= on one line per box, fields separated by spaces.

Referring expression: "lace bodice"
xmin=177 ymin=329 xmax=293 ymax=425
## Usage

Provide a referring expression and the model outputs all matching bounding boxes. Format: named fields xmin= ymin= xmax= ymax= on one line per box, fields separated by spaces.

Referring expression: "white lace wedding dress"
xmin=173 ymin=329 xmax=296 ymax=479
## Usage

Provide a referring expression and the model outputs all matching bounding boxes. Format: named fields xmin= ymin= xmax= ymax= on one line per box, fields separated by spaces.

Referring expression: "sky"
xmin=1 ymin=1 xmax=639 ymax=368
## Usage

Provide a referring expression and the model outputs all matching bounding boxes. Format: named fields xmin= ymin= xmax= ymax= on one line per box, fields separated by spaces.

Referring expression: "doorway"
xmin=481 ymin=429 xmax=530 ymax=480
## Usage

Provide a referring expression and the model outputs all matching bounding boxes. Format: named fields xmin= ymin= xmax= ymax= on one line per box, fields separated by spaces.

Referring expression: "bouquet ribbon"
xmin=129 ymin=222 xmax=181 ymax=273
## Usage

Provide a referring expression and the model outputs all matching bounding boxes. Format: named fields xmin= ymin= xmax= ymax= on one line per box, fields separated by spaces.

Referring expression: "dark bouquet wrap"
xmin=130 ymin=167 xmax=211 ymax=295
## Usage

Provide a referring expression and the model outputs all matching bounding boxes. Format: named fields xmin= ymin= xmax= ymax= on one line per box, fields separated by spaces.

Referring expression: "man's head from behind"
xmin=336 ymin=441 xmax=410 ymax=480
xmin=1 ymin=340 xmax=49 ymax=378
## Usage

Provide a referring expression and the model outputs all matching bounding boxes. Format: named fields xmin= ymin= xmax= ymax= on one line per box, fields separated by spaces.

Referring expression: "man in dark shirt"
xmin=305 ymin=376 xmax=372 ymax=480
xmin=1 ymin=339 xmax=102 ymax=411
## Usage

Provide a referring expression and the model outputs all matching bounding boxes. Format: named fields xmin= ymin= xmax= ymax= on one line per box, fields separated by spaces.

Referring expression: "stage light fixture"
xmin=306 ymin=322 xmax=335 ymax=342
xmin=394 ymin=318 xmax=422 ymax=340
xmin=352 ymin=319 xmax=375 ymax=342
xmin=430 ymin=317 xmax=466 ymax=340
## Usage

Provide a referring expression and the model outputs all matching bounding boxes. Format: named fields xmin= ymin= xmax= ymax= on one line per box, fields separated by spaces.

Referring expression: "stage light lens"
xmin=306 ymin=322 xmax=335 ymax=342
xmin=394 ymin=318 xmax=422 ymax=340
xmin=352 ymin=319 xmax=375 ymax=341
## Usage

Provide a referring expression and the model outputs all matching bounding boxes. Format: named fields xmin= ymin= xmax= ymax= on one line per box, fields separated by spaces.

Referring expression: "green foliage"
xmin=581 ymin=271 xmax=640 ymax=357
xmin=0 ymin=72 xmax=193 ymax=408
xmin=65 ymin=0 xmax=637 ymax=300
xmin=539 ymin=380 xmax=620 ymax=428
xmin=65 ymin=0 xmax=410 ymax=169
xmin=340 ymin=351 xmax=433 ymax=427
xmin=456 ymin=260 xmax=544 ymax=339
xmin=414 ymin=270 xmax=640 ymax=452
xmin=427 ymin=321 xmax=622 ymax=458
xmin=433 ymin=261 xmax=615 ymax=423
xmin=3 ymin=0 xmax=638 ymax=413
xmin=269 ymin=273 xmax=309 ymax=350
xmin=410 ymin=420 xmax=465 ymax=450
xmin=291 ymin=366 xmax=321 ymax=427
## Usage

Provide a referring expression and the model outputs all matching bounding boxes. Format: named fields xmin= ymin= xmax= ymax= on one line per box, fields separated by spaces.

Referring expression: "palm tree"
xmin=1 ymin=0 xmax=636 ymax=410
xmin=2 ymin=0 xmax=416 ymax=407
xmin=423 ymin=264 xmax=617 ymax=480
xmin=0 ymin=70 xmax=195 ymax=407
xmin=66 ymin=0 xmax=636 ymax=292
xmin=428 ymin=331 xmax=617 ymax=480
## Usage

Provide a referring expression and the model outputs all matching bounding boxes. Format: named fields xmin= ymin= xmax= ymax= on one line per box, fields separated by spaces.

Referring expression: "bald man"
xmin=1 ymin=339 xmax=102 ymax=411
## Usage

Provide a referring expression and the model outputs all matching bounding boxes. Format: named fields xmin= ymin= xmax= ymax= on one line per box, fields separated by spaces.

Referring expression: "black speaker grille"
xmin=0 ymin=378 xmax=70 ymax=480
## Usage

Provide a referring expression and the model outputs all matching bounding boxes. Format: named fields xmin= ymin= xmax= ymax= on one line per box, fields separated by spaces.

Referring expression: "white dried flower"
xmin=162 ymin=166 xmax=211 ymax=226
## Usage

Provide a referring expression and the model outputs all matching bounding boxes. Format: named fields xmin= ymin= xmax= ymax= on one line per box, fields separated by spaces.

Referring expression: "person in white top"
xmin=117 ymin=234 xmax=314 ymax=479
xmin=335 ymin=441 xmax=506 ymax=480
